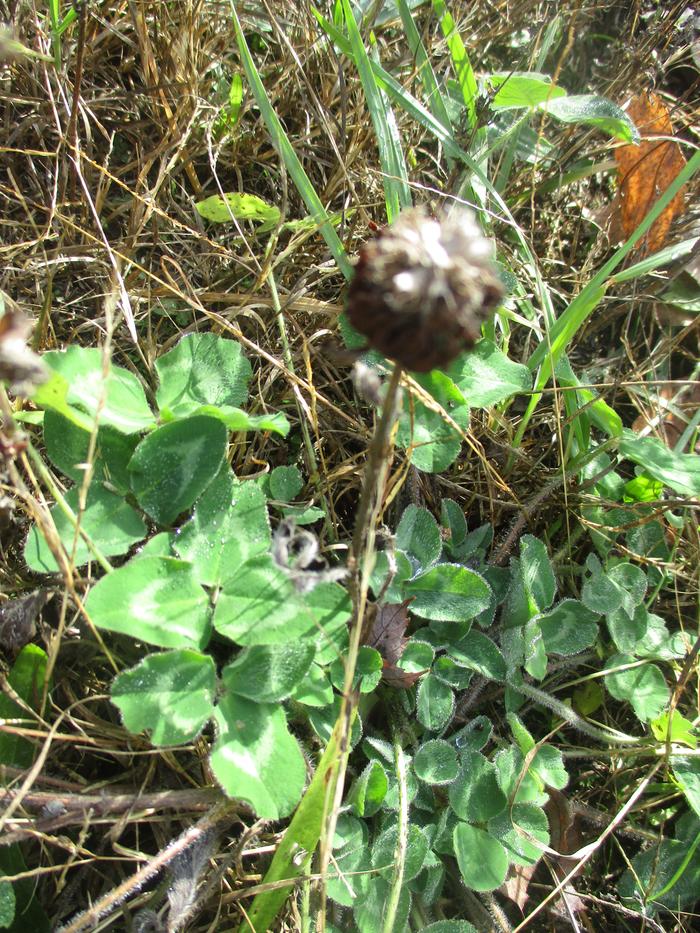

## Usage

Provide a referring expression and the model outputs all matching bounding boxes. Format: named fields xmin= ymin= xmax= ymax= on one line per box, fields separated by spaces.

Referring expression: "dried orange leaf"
xmin=614 ymin=93 xmax=687 ymax=255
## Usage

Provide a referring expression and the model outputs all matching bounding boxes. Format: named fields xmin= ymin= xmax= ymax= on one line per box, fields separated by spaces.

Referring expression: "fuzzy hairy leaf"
xmin=111 ymin=650 xmax=216 ymax=746
xmin=537 ymin=600 xmax=599 ymax=655
xmin=405 ymin=564 xmax=491 ymax=621
xmin=37 ymin=346 xmax=155 ymax=433
xmin=453 ymin=822 xmax=508 ymax=891
xmin=129 ymin=416 xmax=227 ymax=525
xmin=155 ymin=333 xmax=252 ymax=417
xmin=449 ymin=752 xmax=507 ymax=822
xmin=24 ymin=485 xmax=146 ymax=573
xmin=213 ymin=557 xmax=351 ymax=646
xmin=86 ymin=556 xmax=211 ymax=650
xmin=604 ymin=654 xmax=669 ymax=722
xmin=222 ymin=643 xmax=315 ymax=703
xmin=211 ymin=694 xmax=306 ymax=818
xmin=417 ymin=675 xmax=454 ymax=731
xmin=174 ymin=467 xmax=270 ymax=587
xmin=448 ymin=339 xmax=531 ymax=407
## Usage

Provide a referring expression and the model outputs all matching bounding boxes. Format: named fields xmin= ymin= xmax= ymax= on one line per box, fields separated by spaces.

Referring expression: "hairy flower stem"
xmin=383 ymin=728 xmax=409 ymax=933
xmin=57 ymin=798 xmax=239 ymax=933
xmin=349 ymin=363 xmax=405 ymax=634
xmin=516 ymin=680 xmax=643 ymax=745
xmin=317 ymin=364 xmax=404 ymax=923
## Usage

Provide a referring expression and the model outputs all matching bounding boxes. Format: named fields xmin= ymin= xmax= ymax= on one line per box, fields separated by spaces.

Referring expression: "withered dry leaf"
xmin=367 ymin=598 xmax=426 ymax=688
xmin=367 ymin=599 xmax=412 ymax=667
xmin=544 ymin=789 xmax=587 ymax=920
xmin=502 ymin=862 xmax=537 ymax=912
xmin=615 ymin=93 xmax=687 ymax=255
xmin=379 ymin=664 xmax=426 ymax=689
xmin=0 ymin=296 xmax=48 ymax=395
xmin=0 ymin=590 xmax=50 ymax=653
xmin=501 ymin=791 xmax=588 ymax=916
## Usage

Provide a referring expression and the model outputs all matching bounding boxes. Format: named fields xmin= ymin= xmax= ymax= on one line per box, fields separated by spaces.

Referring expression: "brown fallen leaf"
xmin=367 ymin=599 xmax=412 ymax=666
xmin=366 ymin=598 xmax=427 ymax=688
xmin=0 ymin=294 xmax=48 ymax=395
xmin=544 ymin=789 xmax=588 ymax=921
xmin=614 ymin=93 xmax=687 ymax=255
xmin=379 ymin=663 xmax=426 ymax=689
xmin=0 ymin=590 xmax=50 ymax=653
xmin=501 ymin=792 xmax=589 ymax=916
xmin=502 ymin=861 xmax=537 ymax=912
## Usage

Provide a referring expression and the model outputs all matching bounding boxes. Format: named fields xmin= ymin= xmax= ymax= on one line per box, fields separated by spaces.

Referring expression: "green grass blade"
xmin=557 ymin=356 xmax=623 ymax=438
xmin=492 ymin=115 xmax=529 ymax=194
xmin=515 ymin=285 xmax=606 ymax=451
xmin=610 ymin=236 xmax=699 ymax=284
xmin=527 ymin=284 xmax=608 ymax=380
xmin=314 ymin=8 xmax=467 ymax=164
xmin=649 ymin=829 xmax=700 ymax=903
xmin=237 ymin=720 xmax=344 ymax=933
xmin=514 ymin=147 xmax=700 ymax=448
xmin=47 ymin=0 xmax=61 ymax=31
xmin=509 ymin=159 xmax=618 ymax=206
xmin=396 ymin=0 xmax=453 ymax=133
xmin=57 ymin=6 xmax=78 ymax=37
xmin=528 ymin=148 xmax=700 ymax=376
xmin=536 ymin=15 xmax=564 ymax=69
xmin=48 ymin=0 xmax=62 ymax=67
xmin=312 ymin=6 xmax=556 ymax=334
xmin=341 ymin=0 xmax=411 ymax=222
xmin=313 ymin=9 xmax=548 ymax=255
xmin=230 ymin=3 xmax=353 ymax=280
xmin=431 ymin=0 xmax=478 ymax=130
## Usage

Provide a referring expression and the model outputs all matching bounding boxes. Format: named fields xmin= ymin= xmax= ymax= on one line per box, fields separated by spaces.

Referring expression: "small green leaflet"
xmin=111 ymin=650 xmax=216 ymax=746
xmin=211 ymin=694 xmax=306 ymax=819
xmin=619 ymin=429 xmax=700 ymax=497
xmin=195 ymin=192 xmax=280 ymax=230
xmin=447 ymin=340 xmax=531 ymax=408
xmin=86 ymin=556 xmax=212 ymax=650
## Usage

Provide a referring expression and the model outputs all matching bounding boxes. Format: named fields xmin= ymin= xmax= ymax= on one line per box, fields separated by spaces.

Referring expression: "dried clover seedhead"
xmin=346 ymin=207 xmax=504 ymax=372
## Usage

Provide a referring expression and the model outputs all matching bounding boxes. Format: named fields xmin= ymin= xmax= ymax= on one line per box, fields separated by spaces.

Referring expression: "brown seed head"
xmin=346 ymin=207 xmax=504 ymax=372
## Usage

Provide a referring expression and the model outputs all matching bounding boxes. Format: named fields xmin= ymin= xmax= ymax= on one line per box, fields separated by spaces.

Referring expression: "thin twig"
xmin=66 ymin=1 xmax=88 ymax=200
xmin=512 ymin=760 xmax=663 ymax=932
